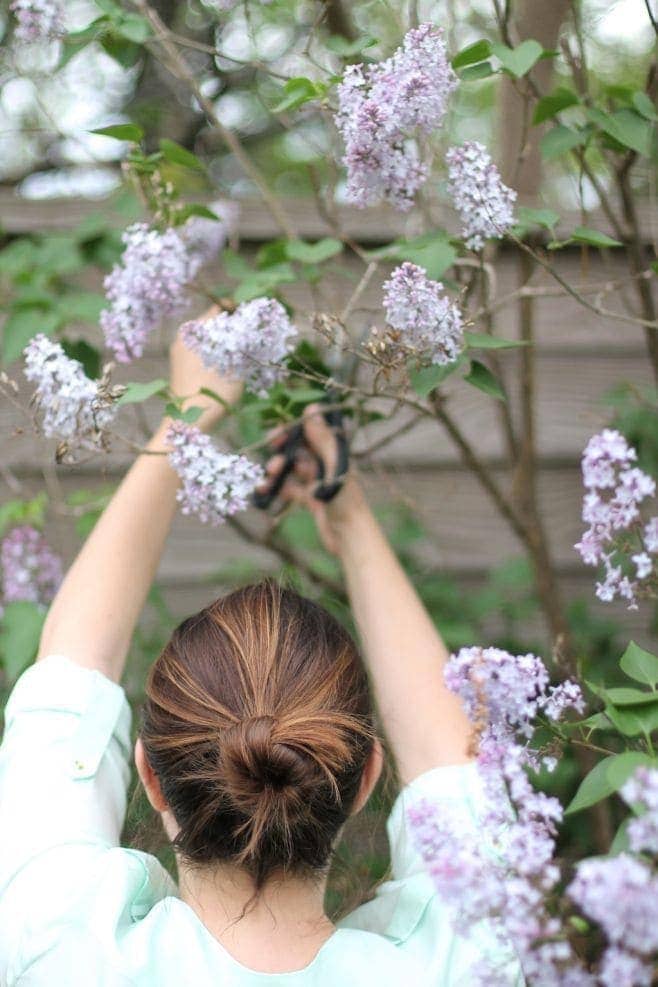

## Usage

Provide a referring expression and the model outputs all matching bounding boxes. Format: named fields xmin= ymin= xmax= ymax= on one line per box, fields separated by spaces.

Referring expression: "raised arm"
xmin=269 ymin=407 xmax=472 ymax=785
xmin=37 ymin=321 xmax=242 ymax=683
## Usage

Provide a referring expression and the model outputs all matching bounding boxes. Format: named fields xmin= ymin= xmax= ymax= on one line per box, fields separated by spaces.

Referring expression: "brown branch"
xmin=132 ymin=0 xmax=297 ymax=239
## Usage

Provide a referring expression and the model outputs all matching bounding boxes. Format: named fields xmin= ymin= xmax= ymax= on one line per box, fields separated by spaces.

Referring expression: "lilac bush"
xmin=446 ymin=141 xmax=517 ymax=251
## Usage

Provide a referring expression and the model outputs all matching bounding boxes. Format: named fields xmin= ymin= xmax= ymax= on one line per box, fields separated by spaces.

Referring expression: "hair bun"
xmin=219 ymin=715 xmax=315 ymax=813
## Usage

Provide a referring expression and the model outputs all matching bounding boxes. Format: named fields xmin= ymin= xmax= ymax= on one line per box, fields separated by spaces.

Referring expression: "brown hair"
xmin=141 ymin=580 xmax=375 ymax=889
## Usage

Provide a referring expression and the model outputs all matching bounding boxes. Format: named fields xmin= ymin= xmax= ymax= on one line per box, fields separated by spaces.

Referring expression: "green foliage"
xmin=565 ymin=752 xmax=656 ymax=814
xmin=463 ymin=359 xmax=507 ymax=401
xmin=0 ymin=603 xmax=46 ymax=681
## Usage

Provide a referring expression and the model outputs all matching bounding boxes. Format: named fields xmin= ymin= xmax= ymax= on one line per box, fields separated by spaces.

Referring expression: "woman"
xmin=0 ymin=324 xmax=523 ymax=985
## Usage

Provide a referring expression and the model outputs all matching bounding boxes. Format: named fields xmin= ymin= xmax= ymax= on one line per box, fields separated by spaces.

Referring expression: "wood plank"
xmin=2 ymin=351 xmax=652 ymax=469
xmin=2 ymin=188 xmax=657 ymax=244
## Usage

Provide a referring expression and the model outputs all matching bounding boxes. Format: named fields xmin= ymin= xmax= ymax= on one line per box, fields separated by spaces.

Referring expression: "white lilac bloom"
xmin=166 ymin=422 xmax=263 ymax=525
xmin=409 ymin=646 xmax=588 ymax=984
xmin=568 ymin=854 xmax=658 ymax=957
xmin=182 ymin=200 xmax=240 ymax=277
xmin=23 ymin=334 xmax=117 ymax=445
xmin=10 ymin=0 xmax=64 ymax=43
xmin=574 ymin=430 xmax=656 ymax=608
xmin=382 ymin=262 xmax=464 ymax=366
xmin=335 ymin=25 xmax=457 ymax=210
xmin=644 ymin=517 xmax=658 ymax=553
xmin=181 ymin=297 xmax=298 ymax=397
xmin=446 ymin=141 xmax=517 ymax=251
xmin=598 ymin=948 xmax=652 ymax=987
xmin=621 ymin=767 xmax=658 ymax=855
xmin=100 ymin=224 xmax=193 ymax=363
xmin=0 ymin=525 xmax=62 ymax=606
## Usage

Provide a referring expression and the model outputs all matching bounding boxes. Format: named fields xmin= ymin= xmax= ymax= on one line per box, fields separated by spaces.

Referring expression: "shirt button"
xmin=73 ymin=759 xmax=86 ymax=773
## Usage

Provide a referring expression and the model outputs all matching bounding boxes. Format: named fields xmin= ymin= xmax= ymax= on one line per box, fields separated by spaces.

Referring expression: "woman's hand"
xmin=259 ymin=404 xmax=366 ymax=556
xmin=168 ymin=306 xmax=243 ymax=432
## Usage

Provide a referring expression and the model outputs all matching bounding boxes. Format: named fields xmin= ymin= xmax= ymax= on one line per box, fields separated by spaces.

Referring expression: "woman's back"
xmin=0 ymin=657 xmax=521 ymax=986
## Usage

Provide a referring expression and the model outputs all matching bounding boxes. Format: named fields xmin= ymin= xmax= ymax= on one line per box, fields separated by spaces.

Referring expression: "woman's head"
xmin=137 ymin=580 xmax=379 ymax=889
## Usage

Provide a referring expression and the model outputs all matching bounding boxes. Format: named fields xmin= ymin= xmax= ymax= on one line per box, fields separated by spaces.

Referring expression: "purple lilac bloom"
xmin=599 ymin=947 xmax=652 ymax=987
xmin=182 ymin=200 xmax=240 ymax=276
xmin=166 ymin=422 xmax=263 ymax=525
xmin=644 ymin=517 xmax=658 ymax=553
xmin=10 ymin=0 xmax=64 ymax=42
xmin=409 ymin=645 xmax=588 ymax=983
xmin=621 ymin=767 xmax=658 ymax=855
xmin=100 ymin=224 xmax=193 ymax=363
xmin=0 ymin=525 xmax=62 ymax=606
xmin=382 ymin=262 xmax=464 ymax=366
xmin=23 ymin=334 xmax=117 ymax=445
xmin=568 ymin=854 xmax=658 ymax=956
xmin=181 ymin=297 xmax=298 ymax=396
xmin=575 ymin=431 xmax=656 ymax=608
xmin=446 ymin=141 xmax=517 ymax=251
xmin=335 ymin=25 xmax=457 ymax=210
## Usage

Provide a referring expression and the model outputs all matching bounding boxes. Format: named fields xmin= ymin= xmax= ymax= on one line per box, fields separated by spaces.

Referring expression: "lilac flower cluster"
xmin=181 ymin=297 xmax=298 ymax=396
xmin=166 ymin=422 xmax=264 ymax=525
xmin=100 ymin=224 xmax=193 ymax=363
xmin=335 ymin=25 xmax=457 ymax=210
xmin=10 ymin=0 xmax=64 ymax=43
xmin=568 ymin=855 xmax=658 ymax=986
xmin=182 ymin=200 xmax=240 ymax=275
xmin=411 ymin=646 xmax=587 ymax=984
xmin=0 ymin=525 xmax=62 ymax=607
xmin=622 ymin=766 xmax=658 ymax=855
xmin=575 ymin=430 xmax=657 ymax=609
xmin=382 ymin=262 xmax=464 ymax=366
xmin=446 ymin=141 xmax=517 ymax=251
xmin=23 ymin=334 xmax=117 ymax=446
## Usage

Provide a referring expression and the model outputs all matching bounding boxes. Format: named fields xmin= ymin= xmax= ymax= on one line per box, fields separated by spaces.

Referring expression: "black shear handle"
xmin=252 ymin=408 xmax=349 ymax=511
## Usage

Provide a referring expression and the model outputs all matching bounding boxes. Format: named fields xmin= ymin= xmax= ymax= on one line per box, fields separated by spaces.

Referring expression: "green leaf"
xmin=92 ymin=122 xmax=143 ymax=143
xmin=532 ymin=86 xmax=579 ymax=125
xmin=159 ymin=138 xmax=205 ymax=172
xmin=632 ymin=91 xmax=658 ymax=121
xmin=176 ymin=204 xmax=219 ymax=223
xmin=491 ymin=39 xmax=544 ymax=78
xmin=463 ymin=360 xmax=506 ymax=401
xmin=222 ymin=248 xmax=252 ymax=279
xmin=117 ymin=378 xmax=168 ymax=405
xmin=610 ymin=818 xmax=632 ymax=854
xmin=452 ymin=39 xmax=491 ymax=70
xmin=0 ymin=602 xmax=46 ymax=682
xmin=285 ymin=238 xmax=343 ymax=264
xmin=164 ymin=403 xmax=204 ymax=424
xmin=540 ymin=124 xmax=586 ymax=160
xmin=100 ymin=34 xmax=142 ymax=68
xmin=233 ymin=264 xmax=296 ymax=303
xmin=565 ymin=752 xmax=656 ymax=815
xmin=620 ymin=641 xmax=658 ymax=687
xmin=513 ymin=206 xmax=561 ymax=236
xmin=587 ymin=107 xmax=653 ymax=157
xmin=605 ymin=686 xmax=658 ymax=706
xmin=271 ymin=77 xmax=325 ymax=114
xmin=409 ymin=358 xmax=463 ymax=398
xmin=459 ymin=62 xmax=495 ymax=81
xmin=60 ymin=339 xmax=102 ymax=379
xmin=572 ymin=226 xmax=623 ymax=248
xmin=2 ymin=308 xmax=60 ymax=365
xmin=464 ymin=331 xmax=526 ymax=350
xmin=0 ymin=494 xmax=48 ymax=538
xmin=325 ymin=34 xmax=377 ymax=56
xmin=115 ymin=12 xmax=151 ymax=43
xmin=395 ymin=234 xmax=457 ymax=280
xmin=58 ymin=291 xmax=106 ymax=323
xmin=603 ymin=702 xmax=658 ymax=737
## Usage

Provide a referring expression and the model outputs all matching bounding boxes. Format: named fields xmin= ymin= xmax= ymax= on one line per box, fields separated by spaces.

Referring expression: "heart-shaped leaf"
xmin=491 ymin=39 xmax=544 ymax=78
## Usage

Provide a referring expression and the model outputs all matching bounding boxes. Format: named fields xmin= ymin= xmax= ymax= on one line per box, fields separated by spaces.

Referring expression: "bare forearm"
xmin=37 ymin=424 xmax=179 ymax=682
xmin=334 ymin=481 xmax=472 ymax=783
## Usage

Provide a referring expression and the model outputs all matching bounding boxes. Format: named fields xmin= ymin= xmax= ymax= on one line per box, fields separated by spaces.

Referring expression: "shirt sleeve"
xmin=0 ymin=654 xmax=132 ymax=885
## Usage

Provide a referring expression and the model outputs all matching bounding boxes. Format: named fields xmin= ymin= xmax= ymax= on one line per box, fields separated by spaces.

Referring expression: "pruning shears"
xmin=252 ymin=394 xmax=349 ymax=510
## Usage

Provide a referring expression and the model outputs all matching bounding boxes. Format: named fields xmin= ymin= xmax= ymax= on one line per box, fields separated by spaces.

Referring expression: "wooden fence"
xmin=1 ymin=190 xmax=656 ymax=648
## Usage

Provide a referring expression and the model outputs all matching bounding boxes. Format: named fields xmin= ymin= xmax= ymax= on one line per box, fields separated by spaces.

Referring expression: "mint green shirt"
xmin=0 ymin=655 xmax=523 ymax=986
